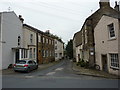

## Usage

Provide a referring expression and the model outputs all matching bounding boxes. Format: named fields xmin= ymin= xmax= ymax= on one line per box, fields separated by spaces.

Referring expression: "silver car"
xmin=13 ymin=60 xmax=38 ymax=72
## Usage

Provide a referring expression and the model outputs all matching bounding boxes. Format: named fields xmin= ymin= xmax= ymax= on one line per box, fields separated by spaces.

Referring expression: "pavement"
xmin=1 ymin=60 xmax=61 ymax=75
xmin=72 ymin=62 xmax=119 ymax=79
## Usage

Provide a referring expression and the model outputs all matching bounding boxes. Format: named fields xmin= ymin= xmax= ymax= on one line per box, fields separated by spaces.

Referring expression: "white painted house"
xmin=54 ymin=39 xmax=64 ymax=61
xmin=94 ymin=15 xmax=120 ymax=76
xmin=0 ymin=11 xmax=24 ymax=69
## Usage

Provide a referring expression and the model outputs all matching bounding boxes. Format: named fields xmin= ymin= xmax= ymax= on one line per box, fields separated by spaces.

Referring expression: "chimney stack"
xmin=19 ymin=15 xmax=24 ymax=23
xmin=99 ymin=0 xmax=110 ymax=8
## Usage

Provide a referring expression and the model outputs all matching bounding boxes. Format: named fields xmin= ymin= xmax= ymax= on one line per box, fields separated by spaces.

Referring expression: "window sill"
xmin=110 ymin=66 xmax=119 ymax=70
xmin=108 ymin=38 xmax=117 ymax=41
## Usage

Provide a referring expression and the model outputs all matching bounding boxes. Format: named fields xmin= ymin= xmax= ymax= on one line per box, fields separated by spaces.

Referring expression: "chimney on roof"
xmin=99 ymin=0 xmax=110 ymax=9
xmin=19 ymin=15 xmax=24 ymax=23
xmin=45 ymin=30 xmax=50 ymax=34
xmin=114 ymin=1 xmax=119 ymax=11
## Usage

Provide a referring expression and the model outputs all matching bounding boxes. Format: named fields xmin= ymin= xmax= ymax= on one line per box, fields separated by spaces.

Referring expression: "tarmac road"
xmin=2 ymin=59 xmax=119 ymax=88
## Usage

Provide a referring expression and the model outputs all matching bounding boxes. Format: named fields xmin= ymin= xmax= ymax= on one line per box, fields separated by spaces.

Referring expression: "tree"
xmin=65 ymin=39 xmax=73 ymax=59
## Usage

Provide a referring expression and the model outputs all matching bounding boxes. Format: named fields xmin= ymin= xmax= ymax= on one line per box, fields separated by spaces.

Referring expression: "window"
xmin=38 ymin=35 xmax=41 ymax=42
xmin=42 ymin=50 xmax=45 ymax=57
xmin=55 ymin=53 xmax=57 ymax=57
xmin=30 ymin=34 xmax=33 ymax=44
xmin=45 ymin=50 xmax=48 ymax=57
xmin=28 ymin=61 xmax=33 ymax=64
xmin=55 ymin=46 xmax=57 ymax=50
xmin=21 ymin=49 xmax=24 ymax=58
xmin=85 ymin=29 xmax=87 ymax=44
xmin=43 ymin=37 xmax=45 ymax=43
xmin=51 ymin=40 xmax=53 ymax=45
xmin=110 ymin=54 xmax=119 ymax=68
xmin=24 ymin=50 xmax=26 ymax=58
xmin=33 ymin=48 xmax=36 ymax=58
xmin=29 ymin=48 xmax=32 ymax=58
xmin=46 ymin=38 xmax=48 ymax=44
xmin=50 ymin=51 xmax=51 ymax=56
xmin=55 ymin=41 xmax=57 ymax=44
xmin=46 ymin=50 xmax=48 ymax=57
xmin=18 ymin=36 xmax=21 ymax=46
xmin=25 ymin=50 xmax=28 ymax=58
xmin=108 ymin=23 xmax=115 ymax=39
xmin=59 ymin=53 xmax=62 ymax=57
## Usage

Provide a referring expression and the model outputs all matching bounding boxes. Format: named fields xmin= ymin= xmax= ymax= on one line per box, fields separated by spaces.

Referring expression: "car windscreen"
xmin=17 ymin=60 xmax=26 ymax=64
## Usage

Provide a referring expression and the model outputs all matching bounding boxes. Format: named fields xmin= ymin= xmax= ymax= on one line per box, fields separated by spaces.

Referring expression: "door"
xmin=15 ymin=49 xmax=19 ymax=63
xmin=102 ymin=55 xmax=108 ymax=72
xmin=28 ymin=61 xmax=33 ymax=70
xmin=38 ymin=49 xmax=42 ymax=64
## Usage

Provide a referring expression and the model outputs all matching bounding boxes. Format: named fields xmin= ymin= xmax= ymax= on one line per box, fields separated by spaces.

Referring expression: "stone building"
xmin=23 ymin=24 xmax=38 ymax=63
xmin=73 ymin=31 xmax=82 ymax=62
xmin=73 ymin=0 xmax=120 ymax=68
xmin=23 ymin=24 xmax=55 ymax=64
xmin=40 ymin=32 xmax=55 ymax=64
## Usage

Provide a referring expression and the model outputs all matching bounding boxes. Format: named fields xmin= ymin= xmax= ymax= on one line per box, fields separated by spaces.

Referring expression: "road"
xmin=2 ymin=59 xmax=119 ymax=88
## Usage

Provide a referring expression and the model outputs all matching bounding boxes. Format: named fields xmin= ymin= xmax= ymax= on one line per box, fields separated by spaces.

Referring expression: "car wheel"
xmin=14 ymin=70 xmax=17 ymax=72
xmin=36 ymin=66 xmax=38 ymax=69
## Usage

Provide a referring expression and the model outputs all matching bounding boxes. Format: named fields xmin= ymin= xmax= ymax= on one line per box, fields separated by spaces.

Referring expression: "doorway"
xmin=102 ymin=54 xmax=108 ymax=72
xmin=15 ymin=49 xmax=19 ymax=63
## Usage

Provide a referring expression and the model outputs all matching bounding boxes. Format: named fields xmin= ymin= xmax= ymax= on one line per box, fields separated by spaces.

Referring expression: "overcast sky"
xmin=0 ymin=0 xmax=119 ymax=44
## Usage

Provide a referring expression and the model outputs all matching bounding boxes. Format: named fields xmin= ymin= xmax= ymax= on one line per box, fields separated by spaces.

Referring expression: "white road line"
xmin=25 ymin=76 xmax=34 ymax=78
xmin=46 ymin=72 xmax=56 ymax=75
xmin=55 ymin=67 xmax=63 ymax=71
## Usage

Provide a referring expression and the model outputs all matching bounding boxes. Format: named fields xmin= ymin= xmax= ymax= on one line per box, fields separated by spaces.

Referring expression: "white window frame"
xmin=21 ymin=49 xmax=24 ymax=59
xmin=85 ymin=29 xmax=87 ymax=44
xmin=43 ymin=37 xmax=45 ymax=43
xmin=29 ymin=48 xmax=32 ymax=58
xmin=38 ymin=35 xmax=41 ymax=42
xmin=33 ymin=48 xmax=36 ymax=58
xmin=18 ymin=36 xmax=21 ymax=46
xmin=55 ymin=53 xmax=57 ymax=57
xmin=55 ymin=46 xmax=57 ymax=50
xmin=110 ymin=53 xmax=119 ymax=69
xmin=108 ymin=23 xmax=115 ymax=39
xmin=30 ymin=34 xmax=33 ymax=44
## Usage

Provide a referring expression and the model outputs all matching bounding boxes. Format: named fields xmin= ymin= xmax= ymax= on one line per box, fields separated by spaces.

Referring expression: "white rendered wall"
xmin=1 ymin=12 xmax=23 ymax=69
xmin=55 ymin=39 xmax=64 ymax=61
xmin=94 ymin=15 xmax=119 ymax=75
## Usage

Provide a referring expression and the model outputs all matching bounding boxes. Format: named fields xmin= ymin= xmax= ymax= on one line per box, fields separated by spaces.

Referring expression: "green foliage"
xmin=65 ymin=39 xmax=73 ymax=59
xmin=76 ymin=59 xmax=89 ymax=68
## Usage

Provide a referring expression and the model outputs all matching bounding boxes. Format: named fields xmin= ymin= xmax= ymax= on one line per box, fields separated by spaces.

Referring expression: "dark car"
xmin=13 ymin=60 xmax=38 ymax=72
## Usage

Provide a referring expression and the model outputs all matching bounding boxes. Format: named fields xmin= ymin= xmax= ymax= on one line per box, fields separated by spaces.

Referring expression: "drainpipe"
xmin=36 ymin=32 xmax=38 ymax=64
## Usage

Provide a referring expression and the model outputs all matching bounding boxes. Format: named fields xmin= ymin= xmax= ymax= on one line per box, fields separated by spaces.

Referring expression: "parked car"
xmin=13 ymin=60 xmax=38 ymax=72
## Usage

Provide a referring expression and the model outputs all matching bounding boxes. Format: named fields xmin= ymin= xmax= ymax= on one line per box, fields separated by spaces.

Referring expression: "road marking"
xmin=55 ymin=67 xmax=63 ymax=71
xmin=46 ymin=72 xmax=56 ymax=75
xmin=25 ymin=76 xmax=34 ymax=78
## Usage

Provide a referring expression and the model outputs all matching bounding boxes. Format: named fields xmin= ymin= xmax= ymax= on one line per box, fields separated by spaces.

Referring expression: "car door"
xmin=32 ymin=61 xmax=37 ymax=69
xmin=28 ymin=61 xmax=33 ymax=70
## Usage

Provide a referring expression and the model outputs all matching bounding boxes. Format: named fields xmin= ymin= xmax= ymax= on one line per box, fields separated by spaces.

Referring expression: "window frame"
xmin=30 ymin=34 xmax=33 ymax=44
xmin=108 ymin=23 xmax=115 ymax=39
xmin=110 ymin=53 xmax=119 ymax=69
